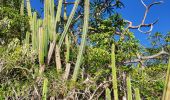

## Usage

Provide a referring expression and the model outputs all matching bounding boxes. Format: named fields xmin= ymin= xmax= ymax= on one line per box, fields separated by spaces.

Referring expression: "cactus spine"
xmin=111 ymin=44 xmax=118 ymax=100
xmin=72 ymin=0 xmax=89 ymax=82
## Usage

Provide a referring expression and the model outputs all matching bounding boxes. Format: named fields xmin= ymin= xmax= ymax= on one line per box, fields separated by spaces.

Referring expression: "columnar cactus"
xmin=20 ymin=0 xmax=24 ymax=15
xmin=111 ymin=44 xmax=118 ymax=100
xmin=105 ymin=88 xmax=111 ymax=100
xmin=127 ymin=75 xmax=132 ymax=100
xmin=58 ymin=0 xmax=80 ymax=48
xmin=162 ymin=58 xmax=170 ymax=100
xmin=42 ymin=78 xmax=48 ymax=100
xmin=72 ymin=0 xmax=89 ymax=82
xmin=135 ymin=88 xmax=141 ymax=100
xmin=32 ymin=12 xmax=37 ymax=50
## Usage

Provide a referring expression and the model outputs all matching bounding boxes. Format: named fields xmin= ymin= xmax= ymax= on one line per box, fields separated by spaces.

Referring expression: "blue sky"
xmin=30 ymin=0 xmax=170 ymax=47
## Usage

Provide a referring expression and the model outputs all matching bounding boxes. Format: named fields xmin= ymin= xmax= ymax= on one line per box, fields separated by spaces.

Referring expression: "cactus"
xmin=43 ymin=0 xmax=50 ymax=56
xmin=111 ymin=44 xmax=118 ymax=100
xmin=47 ymin=0 xmax=63 ymax=64
xmin=63 ymin=0 xmax=70 ymax=64
xmin=42 ymin=78 xmax=48 ymax=100
xmin=38 ymin=26 xmax=44 ymax=65
xmin=58 ymin=0 xmax=80 ymax=48
xmin=72 ymin=0 xmax=89 ymax=82
xmin=55 ymin=0 xmax=63 ymax=28
xmin=20 ymin=0 xmax=25 ymax=42
xmin=36 ymin=19 xmax=43 ymax=48
xmin=135 ymin=88 xmax=141 ymax=100
xmin=162 ymin=58 xmax=170 ymax=100
xmin=127 ymin=75 xmax=132 ymax=100
xmin=26 ymin=0 xmax=32 ymax=18
xmin=25 ymin=32 xmax=30 ymax=44
xmin=48 ymin=0 xmax=55 ymax=41
xmin=105 ymin=88 xmax=111 ymax=100
xmin=55 ymin=45 xmax=62 ymax=71
xmin=65 ymin=35 xmax=70 ymax=63
xmin=32 ymin=12 xmax=37 ymax=50
xmin=20 ymin=0 xmax=24 ymax=15
xmin=25 ymin=0 xmax=32 ymax=47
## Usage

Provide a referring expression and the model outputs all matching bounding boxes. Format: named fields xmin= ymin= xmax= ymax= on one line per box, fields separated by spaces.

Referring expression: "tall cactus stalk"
xmin=162 ymin=58 xmax=170 ymax=100
xmin=20 ymin=0 xmax=24 ymax=15
xmin=20 ymin=0 xmax=25 ymax=42
xmin=63 ymin=0 xmax=71 ymax=80
xmin=25 ymin=0 xmax=32 ymax=46
xmin=25 ymin=32 xmax=30 ymax=44
xmin=64 ymin=0 xmax=70 ymax=64
xmin=58 ymin=0 xmax=80 ymax=48
xmin=47 ymin=0 xmax=81 ymax=65
xmin=32 ymin=12 xmax=37 ymax=50
xmin=42 ymin=78 xmax=48 ymax=100
xmin=47 ymin=0 xmax=63 ymax=65
xmin=72 ymin=0 xmax=89 ymax=82
xmin=48 ymin=0 xmax=55 ymax=41
xmin=26 ymin=0 xmax=32 ymax=19
xmin=38 ymin=26 xmax=45 ymax=75
xmin=127 ymin=75 xmax=132 ymax=100
xmin=43 ymin=0 xmax=50 ymax=57
xmin=135 ymin=88 xmax=141 ymax=100
xmin=54 ymin=0 xmax=63 ymax=70
xmin=36 ymin=19 xmax=43 ymax=48
xmin=105 ymin=88 xmax=111 ymax=100
xmin=55 ymin=45 xmax=62 ymax=71
xmin=111 ymin=44 xmax=118 ymax=100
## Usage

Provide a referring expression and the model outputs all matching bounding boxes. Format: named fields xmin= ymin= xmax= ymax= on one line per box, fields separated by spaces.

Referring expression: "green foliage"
xmin=85 ymin=47 xmax=110 ymax=71
xmin=0 ymin=7 xmax=29 ymax=44
xmin=0 ymin=39 xmax=38 ymax=98
xmin=124 ymin=64 xmax=167 ymax=99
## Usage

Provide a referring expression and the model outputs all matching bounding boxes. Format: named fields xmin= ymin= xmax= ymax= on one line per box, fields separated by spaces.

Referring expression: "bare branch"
xmin=124 ymin=49 xmax=169 ymax=64
xmin=124 ymin=0 xmax=162 ymax=34
xmin=148 ymin=1 xmax=163 ymax=9
xmin=141 ymin=0 xmax=147 ymax=8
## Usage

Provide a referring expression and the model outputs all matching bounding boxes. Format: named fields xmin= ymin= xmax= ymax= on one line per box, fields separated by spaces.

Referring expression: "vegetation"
xmin=0 ymin=0 xmax=169 ymax=99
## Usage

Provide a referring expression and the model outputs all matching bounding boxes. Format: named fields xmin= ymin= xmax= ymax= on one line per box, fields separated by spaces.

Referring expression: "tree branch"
xmin=124 ymin=0 xmax=163 ymax=34
xmin=124 ymin=49 xmax=169 ymax=64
